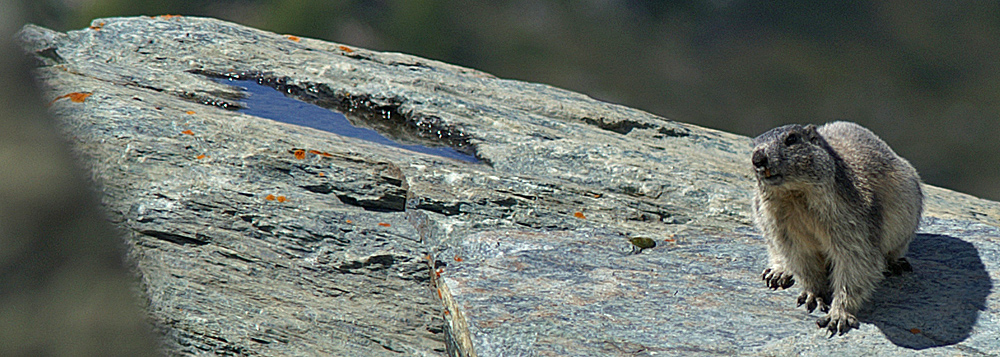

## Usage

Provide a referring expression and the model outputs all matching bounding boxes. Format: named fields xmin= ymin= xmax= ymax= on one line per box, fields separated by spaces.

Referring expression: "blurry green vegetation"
xmin=25 ymin=0 xmax=1000 ymax=200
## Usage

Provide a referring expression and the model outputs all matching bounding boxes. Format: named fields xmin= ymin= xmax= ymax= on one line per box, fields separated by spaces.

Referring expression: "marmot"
xmin=751 ymin=121 xmax=922 ymax=335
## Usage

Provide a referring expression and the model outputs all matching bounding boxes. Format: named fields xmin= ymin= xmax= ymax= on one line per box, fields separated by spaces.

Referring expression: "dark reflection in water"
xmin=213 ymin=77 xmax=478 ymax=163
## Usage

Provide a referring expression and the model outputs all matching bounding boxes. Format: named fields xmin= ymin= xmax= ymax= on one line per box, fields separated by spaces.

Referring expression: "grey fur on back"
xmin=751 ymin=121 xmax=922 ymax=335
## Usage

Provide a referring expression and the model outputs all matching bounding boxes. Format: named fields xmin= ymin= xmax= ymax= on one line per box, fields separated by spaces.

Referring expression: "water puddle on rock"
xmin=210 ymin=77 xmax=478 ymax=163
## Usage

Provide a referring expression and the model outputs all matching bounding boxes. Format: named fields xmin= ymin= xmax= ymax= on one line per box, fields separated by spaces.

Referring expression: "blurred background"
xmin=21 ymin=0 xmax=1000 ymax=200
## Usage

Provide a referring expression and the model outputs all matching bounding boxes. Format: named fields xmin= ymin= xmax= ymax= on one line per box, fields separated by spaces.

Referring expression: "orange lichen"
xmin=345 ymin=219 xmax=353 ymax=224
xmin=265 ymin=194 xmax=276 ymax=201
xmin=338 ymin=45 xmax=354 ymax=53
xmin=286 ymin=35 xmax=301 ymax=42
xmin=910 ymin=328 xmax=921 ymax=334
xmin=181 ymin=130 xmax=194 ymax=136
xmin=69 ymin=92 xmax=92 ymax=102
xmin=195 ymin=154 xmax=207 ymax=160
xmin=317 ymin=172 xmax=326 ymax=177
xmin=437 ymin=288 xmax=442 ymax=299
xmin=49 ymin=92 xmax=93 ymax=106
xmin=573 ymin=211 xmax=586 ymax=219
xmin=306 ymin=149 xmax=335 ymax=158
xmin=185 ymin=110 xmax=196 ymax=115
xmin=454 ymin=255 xmax=463 ymax=262
xmin=663 ymin=238 xmax=676 ymax=242
xmin=378 ymin=222 xmax=391 ymax=227
xmin=157 ymin=14 xmax=182 ymax=19
xmin=276 ymin=196 xmax=287 ymax=202
xmin=293 ymin=149 xmax=306 ymax=160
xmin=89 ymin=22 xmax=106 ymax=31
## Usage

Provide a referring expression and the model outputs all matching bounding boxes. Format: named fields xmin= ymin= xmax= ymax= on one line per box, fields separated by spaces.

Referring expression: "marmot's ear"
xmin=803 ymin=124 xmax=820 ymax=143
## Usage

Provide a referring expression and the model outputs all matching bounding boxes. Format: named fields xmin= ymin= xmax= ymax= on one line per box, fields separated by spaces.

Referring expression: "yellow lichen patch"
xmin=629 ymin=237 xmax=656 ymax=249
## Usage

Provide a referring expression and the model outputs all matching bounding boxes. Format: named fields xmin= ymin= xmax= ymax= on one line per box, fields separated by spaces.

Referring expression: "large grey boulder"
xmin=17 ymin=16 xmax=1000 ymax=356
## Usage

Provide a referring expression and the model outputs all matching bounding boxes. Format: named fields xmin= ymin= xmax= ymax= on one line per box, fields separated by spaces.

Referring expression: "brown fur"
xmin=751 ymin=121 xmax=922 ymax=335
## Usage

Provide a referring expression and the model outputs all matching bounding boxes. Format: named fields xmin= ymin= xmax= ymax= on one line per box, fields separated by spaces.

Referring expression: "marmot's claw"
xmin=761 ymin=268 xmax=794 ymax=289
xmin=796 ymin=292 xmax=828 ymax=313
xmin=816 ymin=309 xmax=859 ymax=336
xmin=782 ymin=279 xmax=794 ymax=289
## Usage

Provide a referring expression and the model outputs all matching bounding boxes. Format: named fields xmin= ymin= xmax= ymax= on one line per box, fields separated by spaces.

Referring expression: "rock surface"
xmin=18 ymin=16 xmax=1000 ymax=356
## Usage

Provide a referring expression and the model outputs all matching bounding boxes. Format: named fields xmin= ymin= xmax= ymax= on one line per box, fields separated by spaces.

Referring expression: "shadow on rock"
xmin=860 ymin=233 xmax=991 ymax=349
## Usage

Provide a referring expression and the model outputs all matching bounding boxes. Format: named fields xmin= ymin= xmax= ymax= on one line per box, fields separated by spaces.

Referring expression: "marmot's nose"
xmin=752 ymin=149 xmax=768 ymax=168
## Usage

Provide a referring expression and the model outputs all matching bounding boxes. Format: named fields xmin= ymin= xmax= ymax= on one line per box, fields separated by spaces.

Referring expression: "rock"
xmin=17 ymin=15 xmax=1000 ymax=356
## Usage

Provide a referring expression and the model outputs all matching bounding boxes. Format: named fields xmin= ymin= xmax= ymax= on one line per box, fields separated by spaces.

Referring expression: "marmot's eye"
xmin=784 ymin=134 xmax=800 ymax=146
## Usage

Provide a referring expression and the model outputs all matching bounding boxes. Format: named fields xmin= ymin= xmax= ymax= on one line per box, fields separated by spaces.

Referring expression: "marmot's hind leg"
xmin=884 ymin=257 xmax=913 ymax=277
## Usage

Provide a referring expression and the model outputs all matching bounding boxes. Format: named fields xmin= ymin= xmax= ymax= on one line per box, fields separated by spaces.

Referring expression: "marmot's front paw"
xmin=796 ymin=291 xmax=830 ymax=313
xmin=761 ymin=267 xmax=794 ymax=289
xmin=816 ymin=308 xmax=860 ymax=336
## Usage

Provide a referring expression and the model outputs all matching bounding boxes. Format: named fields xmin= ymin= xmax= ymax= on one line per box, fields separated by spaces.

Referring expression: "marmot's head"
xmin=751 ymin=124 xmax=835 ymax=189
